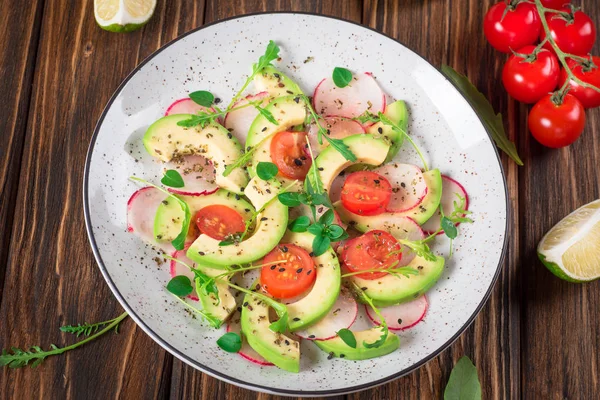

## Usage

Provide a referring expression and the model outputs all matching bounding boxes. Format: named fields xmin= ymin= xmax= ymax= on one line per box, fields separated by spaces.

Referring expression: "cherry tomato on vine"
xmin=502 ymin=45 xmax=559 ymax=103
xmin=541 ymin=8 xmax=596 ymax=56
xmin=541 ymin=0 xmax=570 ymax=8
xmin=558 ymin=57 xmax=600 ymax=109
xmin=528 ymin=93 xmax=586 ymax=148
xmin=484 ymin=2 xmax=541 ymax=53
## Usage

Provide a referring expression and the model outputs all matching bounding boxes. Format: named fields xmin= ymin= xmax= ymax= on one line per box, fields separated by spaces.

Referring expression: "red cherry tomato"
xmin=541 ymin=0 xmax=570 ymax=8
xmin=341 ymin=230 xmax=402 ymax=280
xmin=260 ymin=244 xmax=316 ymax=299
xmin=484 ymin=2 xmax=541 ymax=53
xmin=558 ymin=57 xmax=600 ymax=108
xmin=528 ymin=93 xmax=586 ymax=148
xmin=502 ymin=45 xmax=559 ymax=104
xmin=541 ymin=8 xmax=596 ymax=56
xmin=341 ymin=171 xmax=392 ymax=216
xmin=270 ymin=131 xmax=312 ymax=180
xmin=195 ymin=205 xmax=245 ymax=240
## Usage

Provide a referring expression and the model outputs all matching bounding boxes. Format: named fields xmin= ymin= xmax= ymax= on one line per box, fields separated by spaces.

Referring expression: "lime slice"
xmin=94 ymin=0 xmax=157 ymax=33
xmin=538 ymin=199 xmax=600 ymax=282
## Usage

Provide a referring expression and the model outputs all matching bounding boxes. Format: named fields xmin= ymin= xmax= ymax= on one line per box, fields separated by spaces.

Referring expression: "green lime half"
xmin=94 ymin=0 xmax=157 ymax=33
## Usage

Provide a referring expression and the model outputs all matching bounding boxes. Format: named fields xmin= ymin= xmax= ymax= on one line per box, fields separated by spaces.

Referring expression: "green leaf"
xmin=176 ymin=112 xmax=218 ymax=128
xmin=171 ymin=201 xmax=191 ymax=251
xmin=278 ymin=192 xmax=302 ymax=207
xmin=355 ymin=111 xmax=380 ymax=124
xmin=327 ymin=224 xmax=345 ymax=240
xmin=193 ymin=271 xmax=219 ymax=299
xmin=332 ymin=67 xmax=353 ymax=88
xmin=254 ymin=104 xmax=279 ymax=125
xmin=311 ymin=193 xmax=332 ymax=208
xmin=288 ymin=216 xmax=311 ymax=232
xmin=441 ymin=217 xmax=458 ymax=239
xmin=352 ymin=283 xmax=389 ymax=349
xmin=161 ymin=169 xmax=185 ymax=188
xmin=223 ymin=147 xmax=256 ymax=176
xmin=307 ymin=223 xmax=324 ymax=236
xmin=166 ymin=275 xmax=193 ymax=297
xmin=319 ymin=209 xmax=335 ymax=225
xmin=441 ymin=65 xmax=523 ymax=166
xmin=322 ymin=136 xmax=357 ymax=162
xmin=268 ymin=312 xmax=288 ymax=333
xmin=312 ymin=234 xmax=330 ymax=257
xmin=189 ymin=90 xmax=215 ymax=107
xmin=254 ymin=40 xmax=280 ymax=74
xmin=444 ymin=356 xmax=482 ymax=400
xmin=256 ymin=162 xmax=279 ymax=181
xmin=336 ymin=328 xmax=357 ymax=348
xmin=216 ymin=332 xmax=242 ymax=353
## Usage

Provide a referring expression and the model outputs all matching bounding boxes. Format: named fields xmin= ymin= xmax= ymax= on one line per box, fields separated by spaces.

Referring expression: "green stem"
xmin=54 ymin=312 xmax=128 ymax=354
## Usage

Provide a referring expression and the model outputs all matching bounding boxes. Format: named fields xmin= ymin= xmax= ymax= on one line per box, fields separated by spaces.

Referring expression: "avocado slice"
xmin=186 ymin=177 xmax=288 ymax=266
xmin=281 ymin=231 xmax=341 ymax=331
xmin=349 ymin=254 xmax=445 ymax=307
xmin=240 ymin=283 xmax=300 ymax=372
xmin=253 ymin=65 xmax=304 ymax=98
xmin=153 ymin=196 xmax=185 ymax=242
xmin=143 ymin=116 xmax=248 ymax=194
xmin=196 ymin=266 xmax=237 ymax=326
xmin=367 ymin=100 xmax=409 ymax=162
xmin=314 ymin=327 xmax=399 ymax=360
xmin=334 ymin=169 xmax=443 ymax=229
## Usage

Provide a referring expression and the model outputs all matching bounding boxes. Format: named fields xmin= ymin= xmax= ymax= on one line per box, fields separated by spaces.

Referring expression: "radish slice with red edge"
xmin=384 ymin=216 xmax=425 ymax=267
xmin=312 ymin=72 xmax=385 ymax=122
xmin=307 ymin=116 xmax=365 ymax=154
xmin=163 ymin=155 xmax=218 ymax=196
xmin=169 ymin=249 xmax=199 ymax=301
xmin=328 ymin=174 xmax=346 ymax=204
xmin=227 ymin=311 xmax=274 ymax=366
xmin=373 ymin=163 xmax=427 ymax=212
xmin=365 ymin=295 xmax=428 ymax=331
xmin=294 ymin=289 xmax=358 ymax=340
xmin=224 ymin=92 xmax=270 ymax=143
xmin=165 ymin=98 xmax=212 ymax=116
xmin=127 ymin=187 xmax=173 ymax=253
xmin=421 ymin=175 xmax=469 ymax=235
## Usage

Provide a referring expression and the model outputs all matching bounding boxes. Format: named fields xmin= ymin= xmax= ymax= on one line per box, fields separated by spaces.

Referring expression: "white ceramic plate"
xmin=84 ymin=13 xmax=508 ymax=396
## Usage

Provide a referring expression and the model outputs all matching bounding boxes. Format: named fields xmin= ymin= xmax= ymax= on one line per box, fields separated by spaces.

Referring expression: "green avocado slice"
xmin=314 ymin=327 xmax=399 ymax=360
xmin=367 ymin=100 xmax=409 ymax=162
xmin=253 ymin=65 xmax=304 ymax=98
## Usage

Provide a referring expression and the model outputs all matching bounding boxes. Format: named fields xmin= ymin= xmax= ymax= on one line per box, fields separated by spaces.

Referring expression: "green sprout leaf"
xmin=332 ymin=67 xmax=353 ymax=88
xmin=269 ymin=312 xmax=289 ymax=334
xmin=319 ymin=209 xmax=335 ymax=225
xmin=312 ymin=234 xmax=331 ymax=257
xmin=189 ymin=90 xmax=215 ymax=107
xmin=256 ymin=162 xmax=279 ymax=181
xmin=254 ymin=104 xmax=279 ymax=125
xmin=336 ymin=328 xmax=357 ymax=348
xmin=278 ymin=192 xmax=303 ymax=207
xmin=444 ymin=356 xmax=482 ymax=400
xmin=254 ymin=40 xmax=280 ymax=74
xmin=307 ymin=222 xmax=325 ymax=236
xmin=327 ymin=224 xmax=346 ymax=240
xmin=166 ymin=276 xmax=193 ymax=297
xmin=161 ymin=169 xmax=185 ymax=188
xmin=441 ymin=216 xmax=458 ymax=239
xmin=216 ymin=332 xmax=242 ymax=353
xmin=288 ymin=216 xmax=311 ymax=232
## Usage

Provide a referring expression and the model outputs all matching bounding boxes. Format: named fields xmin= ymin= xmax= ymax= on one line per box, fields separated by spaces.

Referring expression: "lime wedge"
xmin=538 ymin=199 xmax=600 ymax=282
xmin=94 ymin=0 xmax=157 ymax=33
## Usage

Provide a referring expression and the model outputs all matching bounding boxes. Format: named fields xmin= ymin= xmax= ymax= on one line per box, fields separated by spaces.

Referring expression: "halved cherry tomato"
xmin=528 ymin=93 xmax=586 ymax=148
xmin=260 ymin=244 xmax=316 ymax=299
xmin=195 ymin=205 xmax=245 ymax=240
xmin=483 ymin=2 xmax=541 ymax=53
xmin=559 ymin=57 xmax=600 ymax=109
xmin=341 ymin=230 xmax=402 ymax=280
xmin=541 ymin=8 xmax=596 ymax=56
xmin=502 ymin=45 xmax=559 ymax=104
xmin=270 ymin=131 xmax=312 ymax=180
xmin=341 ymin=171 xmax=392 ymax=216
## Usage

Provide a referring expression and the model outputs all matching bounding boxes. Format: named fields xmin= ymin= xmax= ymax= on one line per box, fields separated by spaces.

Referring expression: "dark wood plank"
xmin=359 ymin=1 xmax=521 ymax=399
xmin=518 ymin=1 xmax=600 ymax=397
xmin=0 ymin=1 xmax=205 ymax=398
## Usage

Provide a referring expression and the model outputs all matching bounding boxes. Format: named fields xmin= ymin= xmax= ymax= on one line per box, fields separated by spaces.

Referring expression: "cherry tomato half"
xmin=195 ymin=205 xmax=245 ymax=240
xmin=341 ymin=171 xmax=392 ymax=216
xmin=502 ymin=45 xmax=559 ymax=104
xmin=528 ymin=93 xmax=586 ymax=148
xmin=270 ymin=130 xmax=312 ymax=180
xmin=559 ymin=57 xmax=600 ymax=109
xmin=484 ymin=2 xmax=541 ymax=53
xmin=260 ymin=244 xmax=316 ymax=299
xmin=341 ymin=230 xmax=402 ymax=280
xmin=541 ymin=8 xmax=596 ymax=56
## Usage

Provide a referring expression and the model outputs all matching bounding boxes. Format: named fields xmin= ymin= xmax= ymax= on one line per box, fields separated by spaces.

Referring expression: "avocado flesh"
xmin=253 ymin=65 xmax=304 ymax=98
xmin=334 ymin=169 xmax=443 ymax=229
xmin=281 ymin=231 xmax=341 ymax=331
xmin=349 ymin=254 xmax=445 ymax=307
xmin=240 ymin=283 xmax=300 ymax=372
xmin=186 ymin=177 xmax=288 ymax=266
xmin=314 ymin=327 xmax=399 ymax=360
xmin=367 ymin=100 xmax=408 ymax=163
xmin=153 ymin=197 xmax=185 ymax=242
xmin=143 ymin=115 xmax=248 ymax=194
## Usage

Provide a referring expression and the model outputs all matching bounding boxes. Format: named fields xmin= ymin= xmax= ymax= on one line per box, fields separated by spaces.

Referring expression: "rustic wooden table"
xmin=1 ymin=0 xmax=599 ymax=398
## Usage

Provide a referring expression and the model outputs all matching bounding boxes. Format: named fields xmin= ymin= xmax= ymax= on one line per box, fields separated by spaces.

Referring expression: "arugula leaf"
xmin=355 ymin=111 xmax=381 ymax=124
xmin=288 ymin=216 xmax=311 ymax=232
xmin=176 ymin=111 xmax=218 ymax=128
xmin=312 ymin=234 xmax=331 ymax=257
xmin=189 ymin=90 xmax=215 ymax=107
xmin=399 ymin=239 xmax=437 ymax=262
xmin=332 ymin=67 xmax=353 ymax=88
xmin=441 ymin=216 xmax=458 ymax=239
xmin=253 ymin=103 xmax=279 ymax=125
xmin=171 ymin=293 xmax=221 ymax=328
xmin=256 ymin=162 xmax=279 ymax=181
xmin=254 ymin=40 xmax=280 ymax=74
xmin=59 ymin=316 xmax=123 ymax=337
xmin=216 ymin=332 xmax=242 ymax=353
xmin=223 ymin=148 xmax=255 ymax=176
xmin=166 ymin=276 xmax=193 ymax=297
xmin=218 ymin=232 xmax=242 ymax=247
xmin=319 ymin=209 xmax=335 ymax=225
xmin=336 ymin=328 xmax=357 ymax=348
xmin=322 ymin=136 xmax=357 ymax=162
xmin=441 ymin=65 xmax=523 ymax=166
xmin=444 ymin=356 xmax=482 ymax=400
xmin=226 ymin=281 xmax=289 ymax=333
xmin=161 ymin=169 xmax=185 ymax=188
xmin=193 ymin=271 xmax=219 ymax=299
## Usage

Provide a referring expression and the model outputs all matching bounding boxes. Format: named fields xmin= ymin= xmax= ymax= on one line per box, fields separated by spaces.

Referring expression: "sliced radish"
xmin=294 ymin=289 xmax=358 ymax=340
xmin=165 ymin=98 xmax=212 ymax=116
xmin=163 ymin=155 xmax=218 ymax=196
xmin=227 ymin=311 xmax=274 ymax=366
xmin=312 ymin=72 xmax=385 ymax=122
xmin=373 ymin=163 xmax=427 ymax=212
xmin=365 ymin=295 xmax=428 ymax=331
xmin=307 ymin=116 xmax=365 ymax=154
xmin=328 ymin=174 xmax=346 ymax=204
xmin=224 ymin=92 xmax=270 ymax=143
xmin=421 ymin=175 xmax=469 ymax=235
xmin=127 ymin=187 xmax=173 ymax=252
xmin=170 ymin=249 xmax=199 ymax=301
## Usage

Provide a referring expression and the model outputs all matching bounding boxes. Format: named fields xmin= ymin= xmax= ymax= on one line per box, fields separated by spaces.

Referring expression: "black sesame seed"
xmin=377 ymin=127 xmax=383 ymax=134
xmin=214 ymin=97 xmax=222 ymax=104
xmin=227 ymin=132 xmax=233 ymax=139
xmin=262 ymin=127 xmax=267 ymax=132
xmin=296 ymin=268 xmax=303 ymax=274
xmin=235 ymin=194 xmax=241 ymax=200
xmin=279 ymin=268 xmax=286 ymax=272
xmin=199 ymin=251 xmax=205 ymax=256
xmin=243 ymin=302 xmax=249 ymax=307
xmin=397 ymin=318 xmax=403 ymax=324
xmin=281 ymin=246 xmax=288 ymax=253
xmin=400 ymin=182 xmax=406 ymax=188
xmin=308 ymin=335 xmax=315 ymax=339
xmin=293 ymin=317 xmax=300 ymax=321
xmin=327 ymin=352 xmax=334 ymax=360
xmin=261 ymin=217 xmax=268 ymax=221
xmin=270 ymin=265 xmax=276 ymax=270
xmin=307 ymin=270 xmax=312 ymax=275
xmin=340 ymin=354 xmax=346 ymax=358
xmin=293 ymin=159 xmax=303 ymax=166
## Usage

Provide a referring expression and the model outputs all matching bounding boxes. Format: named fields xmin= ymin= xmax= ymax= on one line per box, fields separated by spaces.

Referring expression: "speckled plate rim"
xmin=84 ymin=12 xmax=509 ymax=397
